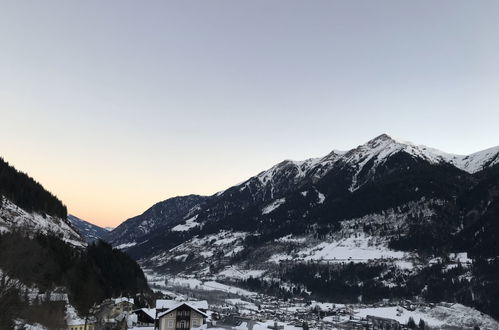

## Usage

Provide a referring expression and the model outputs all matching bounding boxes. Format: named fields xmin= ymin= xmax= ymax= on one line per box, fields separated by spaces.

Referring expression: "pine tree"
xmin=407 ymin=317 xmax=416 ymax=329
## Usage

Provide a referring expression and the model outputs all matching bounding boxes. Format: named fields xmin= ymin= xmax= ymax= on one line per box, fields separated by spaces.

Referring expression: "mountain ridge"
xmin=67 ymin=214 xmax=109 ymax=243
xmin=108 ymin=134 xmax=499 ymax=247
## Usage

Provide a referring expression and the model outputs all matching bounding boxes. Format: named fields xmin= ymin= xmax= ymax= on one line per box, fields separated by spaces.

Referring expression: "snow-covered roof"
xmin=66 ymin=305 xmax=96 ymax=325
xmin=157 ymin=302 xmax=208 ymax=319
xmin=156 ymin=299 xmax=208 ymax=311
xmin=133 ymin=308 xmax=156 ymax=319
xmin=114 ymin=297 xmax=134 ymax=305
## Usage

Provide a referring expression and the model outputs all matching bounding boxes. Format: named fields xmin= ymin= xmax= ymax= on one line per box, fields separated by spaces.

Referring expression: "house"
xmin=113 ymin=297 xmax=135 ymax=314
xmin=367 ymin=315 xmax=402 ymax=330
xmin=93 ymin=297 xmax=135 ymax=330
xmin=67 ymin=324 xmax=95 ymax=330
xmin=156 ymin=299 xmax=208 ymax=314
xmin=132 ymin=308 xmax=156 ymax=326
xmin=155 ymin=300 xmax=208 ymax=330
xmin=66 ymin=305 xmax=96 ymax=330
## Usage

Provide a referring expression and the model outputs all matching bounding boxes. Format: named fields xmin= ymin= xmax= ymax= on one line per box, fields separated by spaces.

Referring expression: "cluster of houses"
xmin=67 ymin=298 xmax=209 ymax=330
xmin=67 ymin=295 xmax=424 ymax=330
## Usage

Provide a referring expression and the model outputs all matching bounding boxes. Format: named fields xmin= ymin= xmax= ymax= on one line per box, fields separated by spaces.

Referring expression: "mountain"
xmin=0 ymin=157 xmax=83 ymax=246
xmin=0 ymin=156 xmax=152 ymax=328
xmin=110 ymin=134 xmax=499 ymax=257
xmin=67 ymin=214 xmax=109 ymax=243
xmin=107 ymin=194 xmax=207 ymax=247
xmin=108 ymin=134 xmax=499 ymax=319
xmin=0 ymin=157 xmax=67 ymax=218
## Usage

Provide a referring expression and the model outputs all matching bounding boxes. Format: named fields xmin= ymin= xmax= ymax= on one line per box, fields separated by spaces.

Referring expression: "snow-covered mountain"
xmin=105 ymin=134 xmax=499 ymax=319
xmin=107 ymin=194 xmax=207 ymax=246
xmin=0 ymin=196 xmax=84 ymax=247
xmin=0 ymin=157 xmax=85 ymax=247
xmin=110 ymin=134 xmax=499 ymax=254
xmin=67 ymin=214 xmax=109 ymax=243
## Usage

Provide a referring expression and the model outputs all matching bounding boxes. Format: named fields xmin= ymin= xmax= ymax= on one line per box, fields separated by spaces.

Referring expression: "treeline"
xmin=240 ymin=262 xmax=405 ymax=303
xmin=239 ymin=260 xmax=499 ymax=321
xmin=409 ymin=258 xmax=499 ymax=321
xmin=0 ymin=232 xmax=151 ymax=328
xmin=0 ymin=157 xmax=67 ymax=218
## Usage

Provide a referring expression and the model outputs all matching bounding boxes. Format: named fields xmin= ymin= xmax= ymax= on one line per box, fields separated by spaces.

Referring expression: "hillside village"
xmin=62 ymin=287 xmax=497 ymax=330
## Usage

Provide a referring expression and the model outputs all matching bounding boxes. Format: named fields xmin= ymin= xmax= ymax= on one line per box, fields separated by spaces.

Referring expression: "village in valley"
xmin=3 ymin=2 xmax=499 ymax=329
xmin=63 ymin=270 xmax=497 ymax=330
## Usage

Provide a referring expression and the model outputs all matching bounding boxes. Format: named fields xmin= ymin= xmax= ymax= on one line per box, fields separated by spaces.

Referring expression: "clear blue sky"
xmin=1 ymin=1 xmax=498 ymax=226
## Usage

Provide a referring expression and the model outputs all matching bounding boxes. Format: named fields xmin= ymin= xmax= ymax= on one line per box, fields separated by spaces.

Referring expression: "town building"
xmin=155 ymin=300 xmax=208 ymax=330
xmin=132 ymin=308 xmax=156 ymax=326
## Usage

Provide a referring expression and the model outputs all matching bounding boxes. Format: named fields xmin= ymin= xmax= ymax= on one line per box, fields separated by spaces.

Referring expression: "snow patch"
xmin=262 ymin=198 xmax=285 ymax=215
xmin=172 ymin=215 xmax=200 ymax=232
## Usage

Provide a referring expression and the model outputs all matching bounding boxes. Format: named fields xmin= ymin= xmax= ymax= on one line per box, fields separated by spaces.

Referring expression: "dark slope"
xmin=107 ymin=194 xmax=208 ymax=246
xmin=0 ymin=157 xmax=67 ymax=218
xmin=68 ymin=215 xmax=109 ymax=243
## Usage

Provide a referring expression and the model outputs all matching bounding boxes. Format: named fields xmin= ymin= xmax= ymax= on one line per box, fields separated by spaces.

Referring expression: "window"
xmin=192 ymin=319 xmax=198 ymax=326
xmin=168 ymin=319 xmax=174 ymax=328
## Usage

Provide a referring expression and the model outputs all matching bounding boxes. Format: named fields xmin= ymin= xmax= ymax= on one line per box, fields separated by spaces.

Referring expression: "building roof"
xmin=114 ymin=297 xmax=134 ymax=305
xmin=133 ymin=308 xmax=156 ymax=319
xmin=157 ymin=302 xmax=209 ymax=319
xmin=156 ymin=299 xmax=208 ymax=311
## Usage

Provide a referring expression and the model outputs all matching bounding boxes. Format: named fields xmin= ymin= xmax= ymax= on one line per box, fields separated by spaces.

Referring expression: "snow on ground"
xmin=145 ymin=270 xmax=498 ymax=330
xmin=210 ymin=321 xmax=303 ymax=330
xmin=301 ymin=233 xmax=405 ymax=261
xmin=14 ymin=321 xmax=47 ymax=330
xmin=449 ymin=252 xmax=472 ymax=264
xmin=316 ymin=191 xmax=325 ymax=204
xmin=394 ymin=260 xmax=414 ymax=270
xmin=66 ymin=304 xmax=86 ymax=326
xmin=149 ymin=230 xmax=247 ymax=264
xmin=270 ymin=232 xmax=406 ymax=263
xmin=218 ymin=267 xmax=266 ymax=280
xmin=262 ymin=198 xmax=286 ymax=215
xmin=0 ymin=196 xmax=84 ymax=247
xmin=225 ymin=298 xmax=259 ymax=312
xmin=276 ymin=234 xmax=307 ymax=244
xmin=148 ymin=271 xmax=258 ymax=297
xmin=354 ymin=303 xmax=499 ymax=329
xmin=251 ymin=321 xmax=303 ymax=330
xmin=445 ymin=146 xmax=499 ymax=173
xmin=115 ymin=241 xmax=137 ymax=249
xmin=172 ymin=215 xmax=200 ymax=232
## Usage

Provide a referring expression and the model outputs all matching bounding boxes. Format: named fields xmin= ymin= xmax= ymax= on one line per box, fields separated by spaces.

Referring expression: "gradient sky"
xmin=1 ymin=1 xmax=498 ymax=227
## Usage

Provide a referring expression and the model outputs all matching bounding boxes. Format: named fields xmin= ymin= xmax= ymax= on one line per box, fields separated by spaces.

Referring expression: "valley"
xmin=2 ymin=134 xmax=499 ymax=329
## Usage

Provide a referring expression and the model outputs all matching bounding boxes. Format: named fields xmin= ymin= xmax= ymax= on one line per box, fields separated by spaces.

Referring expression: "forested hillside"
xmin=0 ymin=157 xmax=67 ymax=218
xmin=0 ymin=232 xmax=151 ymax=328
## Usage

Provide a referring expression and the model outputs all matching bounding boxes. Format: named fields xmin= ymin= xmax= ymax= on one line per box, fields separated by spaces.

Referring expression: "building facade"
xmin=157 ymin=303 xmax=207 ymax=330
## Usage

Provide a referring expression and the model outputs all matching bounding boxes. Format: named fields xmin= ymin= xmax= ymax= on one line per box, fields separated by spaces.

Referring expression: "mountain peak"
xmin=364 ymin=133 xmax=407 ymax=148
xmin=371 ymin=133 xmax=395 ymax=142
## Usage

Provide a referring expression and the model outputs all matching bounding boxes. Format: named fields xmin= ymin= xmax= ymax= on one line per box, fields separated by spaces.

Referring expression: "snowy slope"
xmin=446 ymin=146 xmax=499 ymax=173
xmin=108 ymin=194 xmax=206 ymax=245
xmin=353 ymin=135 xmax=499 ymax=174
xmin=235 ymin=134 xmax=499 ymax=195
xmin=0 ymin=196 xmax=84 ymax=247
xmin=112 ymin=134 xmax=499 ymax=253
xmin=67 ymin=214 xmax=109 ymax=243
xmin=236 ymin=151 xmax=343 ymax=200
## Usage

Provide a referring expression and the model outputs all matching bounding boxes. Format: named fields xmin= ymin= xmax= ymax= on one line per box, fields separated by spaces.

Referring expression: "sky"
xmin=1 ymin=1 xmax=498 ymax=227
